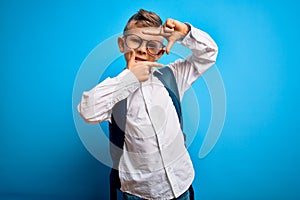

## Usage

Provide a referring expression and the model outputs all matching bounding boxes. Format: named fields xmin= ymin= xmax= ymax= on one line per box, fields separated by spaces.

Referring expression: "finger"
xmin=127 ymin=50 xmax=136 ymax=69
xmin=165 ymin=18 xmax=175 ymax=29
xmin=128 ymin=49 xmax=135 ymax=63
xmin=138 ymin=61 xmax=165 ymax=67
xmin=166 ymin=39 xmax=176 ymax=55
xmin=142 ymin=26 xmax=162 ymax=36
xmin=163 ymin=26 xmax=174 ymax=33
xmin=142 ymin=30 xmax=160 ymax=36
xmin=139 ymin=61 xmax=164 ymax=68
xmin=143 ymin=26 xmax=171 ymax=37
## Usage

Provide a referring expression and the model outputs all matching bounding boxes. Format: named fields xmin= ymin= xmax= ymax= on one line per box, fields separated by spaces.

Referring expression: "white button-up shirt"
xmin=78 ymin=24 xmax=218 ymax=199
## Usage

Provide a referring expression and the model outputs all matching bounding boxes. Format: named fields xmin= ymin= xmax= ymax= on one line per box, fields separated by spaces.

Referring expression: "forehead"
xmin=124 ymin=27 xmax=164 ymax=41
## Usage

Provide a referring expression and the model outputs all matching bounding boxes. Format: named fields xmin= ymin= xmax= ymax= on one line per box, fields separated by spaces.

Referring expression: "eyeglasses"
xmin=124 ymin=34 xmax=165 ymax=56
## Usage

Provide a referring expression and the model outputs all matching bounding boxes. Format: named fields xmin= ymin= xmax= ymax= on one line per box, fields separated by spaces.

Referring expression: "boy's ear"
xmin=118 ymin=37 xmax=125 ymax=53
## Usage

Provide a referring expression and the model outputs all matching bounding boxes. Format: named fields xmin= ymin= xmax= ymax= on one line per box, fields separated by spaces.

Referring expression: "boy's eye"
xmin=131 ymin=38 xmax=141 ymax=43
xmin=125 ymin=35 xmax=143 ymax=48
xmin=148 ymin=41 xmax=162 ymax=49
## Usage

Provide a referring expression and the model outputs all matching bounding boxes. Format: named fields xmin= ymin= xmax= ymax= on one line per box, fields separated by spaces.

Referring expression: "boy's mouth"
xmin=135 ymin=57 xmax=147 ymax=62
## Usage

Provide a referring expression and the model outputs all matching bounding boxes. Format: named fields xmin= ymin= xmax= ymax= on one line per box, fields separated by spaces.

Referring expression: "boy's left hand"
xmin=143 ymin=18 xmax=190 ymax=54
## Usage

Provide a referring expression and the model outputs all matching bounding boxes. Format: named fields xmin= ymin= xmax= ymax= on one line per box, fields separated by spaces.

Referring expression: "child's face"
xmin=118 ymin=26 xmax=165 ymax=63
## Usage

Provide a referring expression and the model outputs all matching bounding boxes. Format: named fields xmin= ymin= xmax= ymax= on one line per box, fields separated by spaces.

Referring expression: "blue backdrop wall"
xmin=1 ymin=0 xmax=299 ymax=199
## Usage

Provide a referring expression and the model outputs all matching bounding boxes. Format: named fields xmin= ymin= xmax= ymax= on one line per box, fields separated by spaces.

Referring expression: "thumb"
xmin=166 ymin=39 xmax=176 ymax=55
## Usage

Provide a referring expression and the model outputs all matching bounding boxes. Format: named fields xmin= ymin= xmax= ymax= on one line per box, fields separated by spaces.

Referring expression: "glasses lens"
xmin=147 ymin=40 xmax=164 ymax=55
xmin=125 ymin=34 xmax=164 ymax=55
xmin=125 ymin=35 xmax=142 ymax=49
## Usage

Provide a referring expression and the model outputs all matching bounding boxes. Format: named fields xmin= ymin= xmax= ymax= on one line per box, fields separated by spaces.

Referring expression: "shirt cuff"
xmin=179 ymin=23 xmax=194 ymax=45
xmin=117 ymin=69 xmax=139 ymax=85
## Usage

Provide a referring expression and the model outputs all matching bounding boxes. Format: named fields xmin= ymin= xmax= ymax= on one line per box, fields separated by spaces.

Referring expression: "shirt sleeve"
xmin=167 ymin=23 xmax=219 ymax=100
xmin=77 ymin=69 xmax=140 ymax=124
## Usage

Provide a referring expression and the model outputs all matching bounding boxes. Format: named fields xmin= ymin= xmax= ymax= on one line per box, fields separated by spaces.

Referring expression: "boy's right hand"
xmin=127 ymin=50 xmax=164 ymax=82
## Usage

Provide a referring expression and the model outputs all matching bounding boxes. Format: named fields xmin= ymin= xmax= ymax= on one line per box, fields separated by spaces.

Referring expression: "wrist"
xmin=183 ymin=23 xmax=191 ymax=35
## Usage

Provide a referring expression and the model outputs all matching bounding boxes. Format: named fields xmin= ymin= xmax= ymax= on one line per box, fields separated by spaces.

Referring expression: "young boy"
xmin=78 ymin=9 xmax=218 ymax=200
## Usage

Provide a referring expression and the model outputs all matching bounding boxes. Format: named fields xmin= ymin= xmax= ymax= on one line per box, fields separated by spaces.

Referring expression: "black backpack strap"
xmin=154 ymin=67 xmax=183 ymax=129
xmin=109 ymin=168 xmax=120 ymax=200
xmin=109 ymin=99 xmax=127 ymax=200
xmin=189 ymin=185 xmax=195 ymax=200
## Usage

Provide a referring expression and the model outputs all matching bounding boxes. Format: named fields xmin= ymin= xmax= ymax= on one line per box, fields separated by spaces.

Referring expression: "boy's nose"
xmin=136 ymin=41 xmax=147 ymax=54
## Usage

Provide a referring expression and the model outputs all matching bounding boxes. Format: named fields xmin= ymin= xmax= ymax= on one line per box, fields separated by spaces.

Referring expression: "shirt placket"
xmin=140 ymin=79 xmax=179 ymax=197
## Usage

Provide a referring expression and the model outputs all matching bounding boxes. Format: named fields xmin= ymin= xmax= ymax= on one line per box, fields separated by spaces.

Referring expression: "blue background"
xmin=1 ymin=0 xmax=299 ymax=199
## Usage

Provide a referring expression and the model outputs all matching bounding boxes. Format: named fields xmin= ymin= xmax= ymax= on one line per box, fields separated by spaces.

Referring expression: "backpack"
xmin=109 ymin=67 xmax=194 ymax=200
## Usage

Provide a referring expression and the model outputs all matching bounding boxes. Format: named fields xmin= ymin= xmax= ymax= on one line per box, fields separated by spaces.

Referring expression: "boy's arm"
xmin=143 ymin=19 xmax=218 ymax=100
xmin=168 ymin=23 xmax=218 ymax=100
xmin=77 ymin=69 xmax=139 ymax=124
xmin=78 ymin=49 xmax=164 ymax=124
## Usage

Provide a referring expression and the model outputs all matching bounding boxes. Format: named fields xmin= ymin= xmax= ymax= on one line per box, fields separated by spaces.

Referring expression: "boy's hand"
xmin=127 ymin=50 xmax=164 ymax=82
xmin=143 ymin=18 xmax=190 ymax=54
